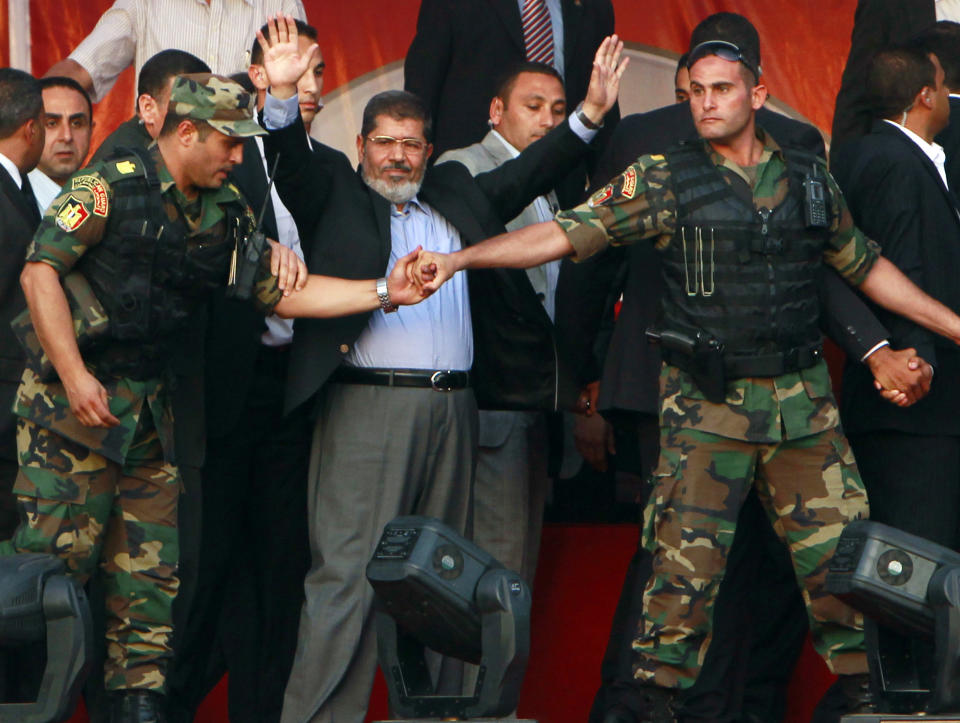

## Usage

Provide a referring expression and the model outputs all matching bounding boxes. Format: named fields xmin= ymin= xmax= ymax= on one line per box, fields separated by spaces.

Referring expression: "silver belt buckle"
xmin=430 ymin=370 xmax=455 ymax=392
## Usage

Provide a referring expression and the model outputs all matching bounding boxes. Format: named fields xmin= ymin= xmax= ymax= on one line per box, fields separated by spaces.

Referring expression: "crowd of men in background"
xmin=0 ymin=1 xmax=959 ymax=723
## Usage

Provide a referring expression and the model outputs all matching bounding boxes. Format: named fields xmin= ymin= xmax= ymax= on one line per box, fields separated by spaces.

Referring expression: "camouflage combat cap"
xmin=168 ymin=73 xmax=266 ymax=137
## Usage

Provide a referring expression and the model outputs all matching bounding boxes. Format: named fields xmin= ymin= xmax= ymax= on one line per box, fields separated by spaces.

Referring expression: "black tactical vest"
xmin=76 ymin=149 xmax=244 ymax=377
xmin=660 ymin=141 xmax=829 ymax=366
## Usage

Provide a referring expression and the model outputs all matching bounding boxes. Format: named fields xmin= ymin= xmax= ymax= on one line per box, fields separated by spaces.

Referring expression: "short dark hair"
xmin=675 ymin=52 xmax=690 ymax=83
xmin=159 ymin=113 xmax=214 ymax=140
xmin=38 ymin=76 xmax=93 ymax=121
xmin=913 ymin=21 xmax=960 ymax=91
xmin=688 ymin=12 xmax=761 ymax=82
xmin=250 ymin=20 xmax=318 ymax=66
xmin=229 ymin=71 xmax=257 ymax=95
xmin=866 ymin=46 xmax=936 ymax=120
xmin=137 ymin=49 xmax=210 ymax=99
xmin=492 ymin=61 xmax=563 ymax=105
xmin=361 ymin=90 xmax=432 ymax=142
xmin=0 ymin=68 xmax=43 ymax=139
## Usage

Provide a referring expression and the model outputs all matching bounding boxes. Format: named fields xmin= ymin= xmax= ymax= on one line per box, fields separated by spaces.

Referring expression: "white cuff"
xmin=263 ymin=92 xmax=301 ymax=131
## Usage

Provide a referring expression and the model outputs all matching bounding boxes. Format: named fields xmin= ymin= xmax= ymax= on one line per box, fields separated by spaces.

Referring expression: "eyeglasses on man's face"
xmin=366 ymin=135 xmax=428 ymax=154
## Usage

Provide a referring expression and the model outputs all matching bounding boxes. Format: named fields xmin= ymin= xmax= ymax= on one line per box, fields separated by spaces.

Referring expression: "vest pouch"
xmin=11 ymin=271 xmax=112 ymax=382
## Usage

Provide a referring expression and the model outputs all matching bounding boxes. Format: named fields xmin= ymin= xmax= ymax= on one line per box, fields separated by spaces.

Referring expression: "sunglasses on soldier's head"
xmin=687 ymin=40 xmax=761 ymax=82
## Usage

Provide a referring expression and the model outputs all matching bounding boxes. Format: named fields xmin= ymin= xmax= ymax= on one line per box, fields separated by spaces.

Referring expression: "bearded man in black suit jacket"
xmin=832 ymin=44 xmax=960 ymax=711
xmin=258 ymin=17 xmax=624 ymax=723
xmin=0 ymin=69 xmax=44 ymax=540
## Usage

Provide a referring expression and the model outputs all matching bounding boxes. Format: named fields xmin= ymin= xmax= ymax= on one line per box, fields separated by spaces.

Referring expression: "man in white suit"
xmin=437 ymin=62 xmax=571 ymax=585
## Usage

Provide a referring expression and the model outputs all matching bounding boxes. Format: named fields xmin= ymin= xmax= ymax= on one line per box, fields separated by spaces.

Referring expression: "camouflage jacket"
xmin=14 ymin=145 xmax=281 ymax=464
xmin=555 ymin=130 xmax=881 ymax=443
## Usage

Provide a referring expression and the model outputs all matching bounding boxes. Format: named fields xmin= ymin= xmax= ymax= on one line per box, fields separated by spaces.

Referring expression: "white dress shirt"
xmin=69 ymin=0 xmax=306 ymax=101
xmin=883 ymin=119 xmax=950 ymax=190
xmin=253 ymin=135 xmax=305 ymax=347
xmin=26 ymin=169 xmax=62 ymax=214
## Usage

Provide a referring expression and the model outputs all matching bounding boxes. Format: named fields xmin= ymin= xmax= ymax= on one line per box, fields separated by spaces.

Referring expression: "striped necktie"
xmin=521 ymin=0 xmax=555 ymax=66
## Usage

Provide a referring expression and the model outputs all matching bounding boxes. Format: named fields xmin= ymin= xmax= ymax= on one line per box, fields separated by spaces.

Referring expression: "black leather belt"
xmin=330 ymin=367 xmax=470 ymax=391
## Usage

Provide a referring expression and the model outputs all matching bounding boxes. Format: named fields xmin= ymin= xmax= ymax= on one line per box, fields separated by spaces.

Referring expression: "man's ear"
xmin=138 ymin=93 xmax=156 ymax=122
xmin=177 ymin=119 xmax=199 ymax=146
xmin=489 ymin=97 xmax=505 ymax=127
xmin=356 ymin=133 xmax=365 ymax=164
xmin=248 ymin=64 xmax=269 ymax=91
xmin=750 ymin=82 xmax=768 ymax=111
xmin=920 ymin=87 xmax=935 ymax=109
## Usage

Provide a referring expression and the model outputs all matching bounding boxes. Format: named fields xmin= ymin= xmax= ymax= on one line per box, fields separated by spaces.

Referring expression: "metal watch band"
xmin=376 ymin=277 xmax=398 ymax=313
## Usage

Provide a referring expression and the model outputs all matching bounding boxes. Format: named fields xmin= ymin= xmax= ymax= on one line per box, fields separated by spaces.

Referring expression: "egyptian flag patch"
xmin=55 ymin=196 xmax=90 ymax=232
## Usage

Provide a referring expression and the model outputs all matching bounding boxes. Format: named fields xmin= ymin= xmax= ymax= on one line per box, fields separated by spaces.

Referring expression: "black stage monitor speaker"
xmin=366 ymin=516 xmax=531 ymax=719
xmin=0 ymin=553 xmax=92 ymax=722
xmin=827 ymin=520 xmax=960 ymax=714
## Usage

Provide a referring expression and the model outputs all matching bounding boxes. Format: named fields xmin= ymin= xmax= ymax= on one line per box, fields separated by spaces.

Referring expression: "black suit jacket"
xmin=555 ymin=102 xmax=889 ymax=417
xmin=935 ymin=96 xmax=960 ymax=195
xmin=833 ymin=119 xmax=960 ymax=435
xmin=404 ymin=0 xmax=617 ymax=204
xmin=831 ymin=0 xmax=935 ymax=145
xmin=0 ymin=165 xmax=41 ymax=461
xmin=265 ymin=113 xmax=589 ymax=414
xmin=203 ymin=136 xmax=282 ymax=436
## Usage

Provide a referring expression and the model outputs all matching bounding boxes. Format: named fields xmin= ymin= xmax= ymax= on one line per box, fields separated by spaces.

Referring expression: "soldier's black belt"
xmin=723 ymin=344 xmax=822 ymax=378
xmin=331 ymin=367 xmax=471 ymax=391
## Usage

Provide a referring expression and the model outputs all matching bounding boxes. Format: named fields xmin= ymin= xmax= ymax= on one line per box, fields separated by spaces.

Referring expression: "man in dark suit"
xmin=832 ymin=43 xmax=960 ymax=712
xmin=165 ymin=21 xmax=323 ymax=723
xmin=556 ymin=14 xmax=933 ymax=723
xmin=923 ymin=22 xmax=960 ymax=192
xmin=404 ymin=0 xmax=617 ymax=204
xmin=0 ymin=69 xmax=44 ymax=541
xmin=258 ymin=17 xmax=623 ymax=723
xmin=830 ymin=0 xmax=960 ymax=145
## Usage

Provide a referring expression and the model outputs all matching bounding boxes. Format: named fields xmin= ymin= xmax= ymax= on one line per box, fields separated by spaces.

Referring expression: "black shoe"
xmin=109 ymin=690 xmax=166 ymax=723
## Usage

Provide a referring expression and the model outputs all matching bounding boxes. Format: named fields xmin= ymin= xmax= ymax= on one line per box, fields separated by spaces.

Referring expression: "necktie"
xmin=20 ymin=173 xmax=41 ymax=225
xmin=521 ymin=0 xmax=555 ymax=66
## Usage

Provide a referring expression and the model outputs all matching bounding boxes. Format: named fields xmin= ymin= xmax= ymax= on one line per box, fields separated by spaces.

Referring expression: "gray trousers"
xmin=280 ymin=383 xmax=477 ymax=723
xmin=474 ymin=410 xmax=548 ymax=585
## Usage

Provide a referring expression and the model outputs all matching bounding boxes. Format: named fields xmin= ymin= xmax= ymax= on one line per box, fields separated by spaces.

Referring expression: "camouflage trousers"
xmin=633 ymin=423 xmax=869 ymax=688
xmin=0 ymin=416 xmax=180 ymax=691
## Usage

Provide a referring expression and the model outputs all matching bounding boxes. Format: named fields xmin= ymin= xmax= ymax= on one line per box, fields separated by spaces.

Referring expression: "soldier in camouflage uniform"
xmin=0 ymin=73 xmax=282 ymax=722
xmin=413 ymin=29 xmax=960 ymax=722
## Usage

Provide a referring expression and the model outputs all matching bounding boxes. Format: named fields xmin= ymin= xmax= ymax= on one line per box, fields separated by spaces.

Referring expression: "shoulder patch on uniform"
xmin=72 ymin=175 xmax=109 ymax=216
xmin=588 ymin=184 xmax=614 ymax=208
xmin=55 ymin=195 xmax=90 ymax=232
xmin=621 ymin=167 xmax=637 ymax=198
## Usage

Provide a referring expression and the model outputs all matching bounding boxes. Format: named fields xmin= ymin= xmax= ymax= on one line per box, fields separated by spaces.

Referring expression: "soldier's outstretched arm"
xmin=19 ymin=262 xmax=120 ymax=428
xmin=859 ymin=256 xmax=960 ymax=345
xmin=274 ymin=246 xmax=431 ymax=318
xmin=417 ymin=220 xmax=575 ymax=293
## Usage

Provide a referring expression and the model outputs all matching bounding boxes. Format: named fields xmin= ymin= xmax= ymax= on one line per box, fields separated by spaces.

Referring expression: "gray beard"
xmin=362 ymin=167 xmax=424 ymax=204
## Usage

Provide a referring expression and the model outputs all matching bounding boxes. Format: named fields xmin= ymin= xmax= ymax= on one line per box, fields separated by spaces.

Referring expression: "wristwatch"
xmin=376 ymin=277 xmax=398 ymax=313
xmin=575 ymin=102 xmax=603 ymax=131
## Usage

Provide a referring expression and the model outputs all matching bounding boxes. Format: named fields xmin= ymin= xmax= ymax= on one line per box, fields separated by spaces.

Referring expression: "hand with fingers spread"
xmin=256 ymin=13 xmax=321 ymax=99
xmin=580 ymin=34 xmax=630 ymax=126
xmin=268 ymin=239 xmax=308 ymax=296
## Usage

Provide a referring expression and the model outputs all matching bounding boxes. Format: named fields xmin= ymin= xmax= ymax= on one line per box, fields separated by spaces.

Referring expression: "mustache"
xmin=383 ymin=161 xmax=412 ymax=172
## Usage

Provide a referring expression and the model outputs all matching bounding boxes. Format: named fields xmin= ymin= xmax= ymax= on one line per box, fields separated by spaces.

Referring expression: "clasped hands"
xmin=381 ymin=248 xmax=456 ymax=307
